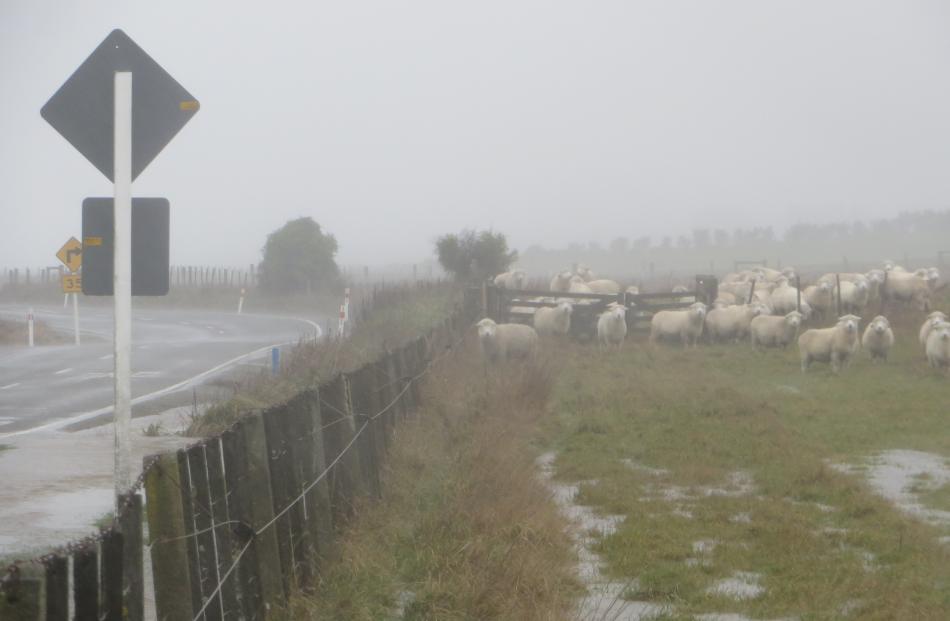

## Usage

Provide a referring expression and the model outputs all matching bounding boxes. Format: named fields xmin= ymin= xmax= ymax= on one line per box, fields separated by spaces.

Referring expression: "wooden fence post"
xmin=176 ymin=450 xmax=204 ymax=617
xmin=263 ymin=404 xmax=311 ymax=594
xmin=45 ymin=556 xmax=69 ymax=620
xmin=100 ymin=529 xmax=124 ymax=620
xmin=299 ymin=389 xmax=337 ymax=569
xmin=0 ymin=563 xmax=43 ymax=621
xmin=145 ymin=453 xmax=195 ymax=621
xmin=202 ymin=438 xmax=241 ymax=618
xmin=118 ymin=493 xmax=144 ymax=621
xmin=319 ymin=374 xmax=365 ymax=522
xmin=221 ymin=414 xmax=285 ymax=618
xmin=348 ymin=366 xmax=382 ymax=498
xmin=184 ymin=444 xmax=222 ymax=621
xmin=74 ymin=545 xmax=99 ymax=619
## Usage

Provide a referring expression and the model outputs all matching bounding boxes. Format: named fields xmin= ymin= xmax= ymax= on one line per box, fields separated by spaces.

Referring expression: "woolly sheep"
xmin=493 ymin=269 xmax=526 ymax=290
xmin=597 ymin=304 xmax=627 ymax=350
xmin=714 ymin=291 xmax=738 ymax=307
xmin=650 ymin=302 xmax=707 ymax=347
xmin=882 ymin=271 xmax=932 ymax=311
xmin=586 ymin=279 xmax=621 ymax=295
xmin=568 ymin=275 xmax=594 ymax=294
xmin=625 ymin=285 xmax=640 ymax=295
xmin=533 ymin=301 xmax=573 ymax=336
xmin=575 ymin=265 xmax=596 ymax=282
xmin=804 ymin=282 xmax=835 ymax=319
xmin=750 ymin=311 xmax=803 ymax=349
xmin=769 ymin=282 xmax=805 ymax=315
xmin=837 ymin=279 xmax=870 ymax=314
xmin=915 ymin=267 xmax=940 ymax=291
xmin=919 ymin=311 xmax=949 ymax=346
xmin=861 ymin=315 xmax=894 ymax=362
xmin=550 ymin=271 xmax=574 ymax=293
xmin=798 ymin=314 xmax=862 ymax=373
xmin=925 ymin=322 xmax=950 ymax=371
xmin=476 ymin=318 xmax=538 ymax=362
xmin=705 ymin=303 xmax=768 ymax=343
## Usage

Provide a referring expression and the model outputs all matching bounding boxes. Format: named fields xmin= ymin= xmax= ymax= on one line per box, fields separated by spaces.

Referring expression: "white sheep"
xmin=919 ymin=311 xmax=949 ymax=346
xmin=650 ymin=302 xmax=707 ymax=347
xmin=798 ymin=315 xmax=862 ymax=373
xmin=550 ymin=271 xmax=574 ymax=293
xmin=533 ymin=301 xmax=573 ymax=336
xmin=625 ymin=285 xmax=640 ymax=295
xmin=750 ymin=310 xmax=803 ymax=349
xmin=476 ymin=318 xmax=538 ymax=362
xmin=861 ymin=315 xmax=894 ymax=363
xmin=568 ymin=275 xmax=594 ymax=294
xmin=714 ymin=291 xmax=738 ymax=307
xmin=575 ymin=265 xmax=596 ymax=282
xmin=769 ymin=282 xmax=806 ymax=315
xmin=837 ymin=279 xmax=870 ymax=314
xmin=493 ymin=269 xmax=526 ymax=290
xmin=915 ymin=267 xmax=941 ymax=292
xmin=597 ymin=304 xmax=627 ymax=350
xmin=705 ymin=303 xmax=768 ymax=343
xmin=586 ymin=279 xmax=621 ymax=295
xmin=925 ymin=322 xmax=950 ymax=371
xmin=804 ymin=282 xmax=835 ymax=320
xmin=882 ymin=271 xmax=932 ymax=311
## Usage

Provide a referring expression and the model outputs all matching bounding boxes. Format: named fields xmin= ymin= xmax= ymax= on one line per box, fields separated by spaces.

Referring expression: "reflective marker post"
xmin=113 ymin=71 xmax=134 ymax=504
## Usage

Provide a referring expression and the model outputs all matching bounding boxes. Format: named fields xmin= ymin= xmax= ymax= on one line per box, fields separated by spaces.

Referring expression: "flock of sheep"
xmin=478 ymin=262 xmax=949 ymax=374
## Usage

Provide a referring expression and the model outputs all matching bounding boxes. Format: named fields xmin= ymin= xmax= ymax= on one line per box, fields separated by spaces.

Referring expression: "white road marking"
xmin=0 ymin=383 xmax=20 ymax=391
xmin=54 ymin=368 xmax=73 ymax=375
xmin=99 ymin=354 xmax=113 ymax=360
xmin=132 ymin=371 xmax=161 ymax=379
xmin=0 ymin=315 xmax=324 ymax=440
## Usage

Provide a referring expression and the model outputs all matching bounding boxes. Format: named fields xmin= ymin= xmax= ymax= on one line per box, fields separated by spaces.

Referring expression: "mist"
xmin=4 ymin=1 xmax=950 ymax=271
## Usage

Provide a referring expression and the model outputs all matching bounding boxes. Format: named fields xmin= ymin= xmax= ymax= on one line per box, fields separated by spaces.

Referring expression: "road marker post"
xmin=27 ymin=308 xmax=34 ymax=347
xmin=238 ymin=288 xmax=245 ymax=315
xmin=271 ymin=347 xmax=280 ymax=375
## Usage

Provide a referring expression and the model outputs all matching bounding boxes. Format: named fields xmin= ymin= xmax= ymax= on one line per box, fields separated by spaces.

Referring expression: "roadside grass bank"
xmin=542 ymin=303 xmax=950 ymax=620
xmin=186 ymin=284 xmax=458 ymax=436
xmin=290 ymin=342 xmax=579 ymax=620
xmin=0 ymin=317 xmax=69 ymax=346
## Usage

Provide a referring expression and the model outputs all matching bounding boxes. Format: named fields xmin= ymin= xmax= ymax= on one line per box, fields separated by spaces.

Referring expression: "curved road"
xmin=0 ymin=304 xmax=323 ymax=436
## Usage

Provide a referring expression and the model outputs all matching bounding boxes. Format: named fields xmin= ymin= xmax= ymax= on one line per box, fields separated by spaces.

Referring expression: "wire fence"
xmin=0 ymin=292 xmax=477 ymax=620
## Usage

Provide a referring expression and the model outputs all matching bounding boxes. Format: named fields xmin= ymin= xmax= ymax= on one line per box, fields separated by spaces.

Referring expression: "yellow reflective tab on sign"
xmin=180 ymin=100 xmax=199 ymax=111
xmin=84 ymin=237 xmax=103 ymax=246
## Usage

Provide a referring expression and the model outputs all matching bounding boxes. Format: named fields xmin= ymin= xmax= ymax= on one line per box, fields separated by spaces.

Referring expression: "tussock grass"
xmin=290 ymin=343 xmax=579 ymax=620
xmin=543 ymin=296 xmax=950 ymax=620
xmin=0 ymin=317 xmax=69 ymax=346
xmin=186 ymin=285 xmax=457 ymax=436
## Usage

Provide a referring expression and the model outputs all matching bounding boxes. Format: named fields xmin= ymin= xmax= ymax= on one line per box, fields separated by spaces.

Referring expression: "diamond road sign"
xmin=41 ymin=29 xmax=199 ymax=181
xmin=56 ymin=236 xmax=83 ymax=273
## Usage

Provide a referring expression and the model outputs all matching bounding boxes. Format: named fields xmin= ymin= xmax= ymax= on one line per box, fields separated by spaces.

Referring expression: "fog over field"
xmin=4 ymin=1 xmax=950 ymax=270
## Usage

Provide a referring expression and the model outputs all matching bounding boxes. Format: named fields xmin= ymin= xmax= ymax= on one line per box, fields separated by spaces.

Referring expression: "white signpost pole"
xmin=113 ymin=71 xmax=133 ymax=505
xmin=72 ymin=292 xmax=80 ymax=345
xmin=27 ymin=308 xmax=34 ymax=348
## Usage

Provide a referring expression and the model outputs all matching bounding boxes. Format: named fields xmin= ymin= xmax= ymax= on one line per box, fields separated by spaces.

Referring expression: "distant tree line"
xmin=519 ymin=210 xmax=950 ymax=277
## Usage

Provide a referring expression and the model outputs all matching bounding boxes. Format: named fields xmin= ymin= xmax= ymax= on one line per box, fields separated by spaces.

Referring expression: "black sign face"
xmin=81 ymin=198 xmax=170 ymax=296
xmin=41 ymin=29 xmax=199 ymax=181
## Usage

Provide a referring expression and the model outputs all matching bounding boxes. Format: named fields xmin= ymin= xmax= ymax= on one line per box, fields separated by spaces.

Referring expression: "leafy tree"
xmin=435 ymin=229 xmax=517 ymax=282
xmin=259 ymin=217 xmax=340 ymax=294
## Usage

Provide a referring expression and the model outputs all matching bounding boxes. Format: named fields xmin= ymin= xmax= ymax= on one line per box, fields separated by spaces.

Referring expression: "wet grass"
xmin=0 ymin=317 xmax=69 ymax=346
xmin=543 ymin=298 xmax=950 ymax=620
xmin=290 ymin=343 xmax=579 ymax=620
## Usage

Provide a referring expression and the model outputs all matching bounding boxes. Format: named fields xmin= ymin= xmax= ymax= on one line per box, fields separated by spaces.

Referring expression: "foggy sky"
xmin=3 ymin=1 xmax=950 ymax=270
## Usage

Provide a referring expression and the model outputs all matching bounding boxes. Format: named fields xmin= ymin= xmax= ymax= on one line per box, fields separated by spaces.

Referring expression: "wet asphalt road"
xmin=0 ymin=304 xmax=322 ymax=436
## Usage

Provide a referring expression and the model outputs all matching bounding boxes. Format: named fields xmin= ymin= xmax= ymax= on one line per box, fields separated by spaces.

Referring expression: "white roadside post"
xmin=63 ymin=293 xmax=69 ymax=308
xmin=27 ymin=307 xmax=34 ymax=347
xmin=113 ymin=71 xmax=134 ymax=504
xmin=72 ymin=292 xmax=81 ymax=346
xmin=237 ymin=287 xmax=245 ymax=314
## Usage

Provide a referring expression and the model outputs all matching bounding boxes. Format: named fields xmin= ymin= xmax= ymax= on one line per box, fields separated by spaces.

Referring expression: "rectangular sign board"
xmin=81 ymin=197 xmax=170 ymax=296
xmin=62 ymin=273 xmax=82 ymax=293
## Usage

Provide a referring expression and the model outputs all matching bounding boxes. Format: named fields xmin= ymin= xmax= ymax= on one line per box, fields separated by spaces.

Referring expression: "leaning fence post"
xmin=45 ymin=556 xmax=69 ymax=621
xmin=100 ymin=528 xmax=124 ymax=620
xmin=118 ymin=492 xmax=145 ymax=621
xmin=145 ymin=453 xmax=195 ymax=621
xmin=296 ymin=389 xmax=337 ymax=573
xmin=74 ymin=544 xmax=100 ymax=620
xmin=319 ymin=375 xmax=365 ymax=522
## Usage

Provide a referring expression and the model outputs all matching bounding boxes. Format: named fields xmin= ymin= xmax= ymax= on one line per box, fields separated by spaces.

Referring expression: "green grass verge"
xmin=542 ymin=302 xmax=950 ymax=620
